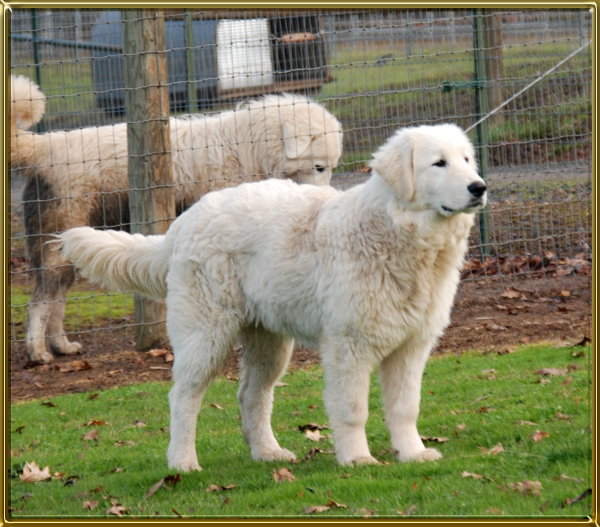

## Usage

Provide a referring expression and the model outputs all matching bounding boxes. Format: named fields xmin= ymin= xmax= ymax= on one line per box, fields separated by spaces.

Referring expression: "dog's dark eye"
xmin=315 ymin=165 xmax=326 ymax=173
xmin=465 ymin=157 xmax=469 ymax=163
xmin=433 ymin=160 xmax=446 ymax=168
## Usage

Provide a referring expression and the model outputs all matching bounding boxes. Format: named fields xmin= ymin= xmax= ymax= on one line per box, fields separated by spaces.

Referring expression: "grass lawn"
xmin=9 ymin=343 xmax=591 ymax=519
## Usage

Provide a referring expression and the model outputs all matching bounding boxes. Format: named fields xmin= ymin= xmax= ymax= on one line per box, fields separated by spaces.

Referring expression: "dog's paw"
xmin=55 ymin=341 xmax=83 ymax=356
xmin=253 ymin=448 xmax=297 ymax=462
xmin=169 ymin=460 xmax=203 ymax=472
xmin=28 ymin=350 xmax=54 ymax=365
xmin=396 ymin=447 xmax=442 ymax=463
xmin=338 ymin=454 xmax=380 ymax=466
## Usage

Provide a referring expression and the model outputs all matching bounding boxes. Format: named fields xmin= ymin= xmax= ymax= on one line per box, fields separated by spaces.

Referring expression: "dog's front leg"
xmin=321 ymin=349 xmax=379 ymax=465
xmin=379 ymin=343 xmax=442 ymax=463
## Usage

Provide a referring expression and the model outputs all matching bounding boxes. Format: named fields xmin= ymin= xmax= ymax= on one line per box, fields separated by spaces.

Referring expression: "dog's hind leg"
xmin=46 ymin=264 xmax=82 ymax=356
xmin=238 ymin=325 xmax=296 ymax=462
xmin=26 ymin=244 xmax=81 ymax=363
xmin=321 ymin=340 xmax=379 ymax=466
xmin=165 ymin=263 xmax=242 ymax=472
xmin=379 ymin=343 xmax=442 ymax=463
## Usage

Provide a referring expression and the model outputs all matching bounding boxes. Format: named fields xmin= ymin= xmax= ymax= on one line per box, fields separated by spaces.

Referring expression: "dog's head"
xmin=245 ymin=94 xmax=342 ymax=186
xmin=370 ymin=124 xmax=487 ymax=216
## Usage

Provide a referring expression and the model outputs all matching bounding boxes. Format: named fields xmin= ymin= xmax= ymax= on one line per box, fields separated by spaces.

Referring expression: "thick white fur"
xmin=11 ymin=75 xmax=342 ymax=364
xmin=59 ymin=124 xmax=486 ymax=470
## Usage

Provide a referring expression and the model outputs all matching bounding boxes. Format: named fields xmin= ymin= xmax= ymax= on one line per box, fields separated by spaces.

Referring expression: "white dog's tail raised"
xmin=11 ymin=75 xmax=47 ymax=167
xmin=57 ymin=227 xmax=171 ymax=299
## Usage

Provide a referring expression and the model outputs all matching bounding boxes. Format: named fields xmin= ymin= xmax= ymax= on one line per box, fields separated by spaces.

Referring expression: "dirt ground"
xmin=10 ymin=271 xmax=591 ymax=403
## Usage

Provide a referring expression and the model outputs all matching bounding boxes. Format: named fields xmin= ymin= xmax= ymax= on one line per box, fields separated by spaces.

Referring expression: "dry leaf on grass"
xmin=83 ymin=500 xmax=99 ymax=510
xmin=461 ymin=471 xmax=486 ymax=480
xmin=455 ymin=423 xmax=467 ymax=431
xmin=397 ymin=504 xmax=417 ymax=515
xmin=206 ymin=483 xmax=236 ymax=492
xmin=487 ymin=443 xmax=505 ymax=455
xmin=535 ymin=367 xmax=568 ymax=377
xmin=304 ymin=500 xmax=347 ymax=514
xmin=560 ymin=474 xmax=584 ymax=483
xmin=515 ymin=420 xmax=538 ymax=426
xmin=531 ymin=430 xmax=550 ymax=442
xmin=420 ymin=435 xmax=449 ymax=443
xmin=562 ymin=488 xmax=592 ymax=507
xmin=298 ymin=423 xmax=328 ymax=432
xmin=82 ymin=429 xmax=99 ymax=441
xmin=305 ymin=429 xmax=325 ymax=442
xmin=210 ymin=403 xmax=223 ymax=410
xmin=107 ymin=501 xmax=128 ymax=516
xmin=273 ymin=467 xmax=295 ymax=483
xmin=511 ymin=480 xmax=543 ymax=496
xmin=20 ymin=461 xmax=51 ymax=482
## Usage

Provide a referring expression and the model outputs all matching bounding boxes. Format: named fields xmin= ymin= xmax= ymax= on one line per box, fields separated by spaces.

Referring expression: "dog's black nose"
xmin=467 ymin=181 xmax=487 ymax=198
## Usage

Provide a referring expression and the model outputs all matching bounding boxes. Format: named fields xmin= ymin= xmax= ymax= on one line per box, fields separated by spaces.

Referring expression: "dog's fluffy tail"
xmin=57 ymin=227 xmax=171 ymax=299
xmin=11 ymin=75 xmax=47 ymax=166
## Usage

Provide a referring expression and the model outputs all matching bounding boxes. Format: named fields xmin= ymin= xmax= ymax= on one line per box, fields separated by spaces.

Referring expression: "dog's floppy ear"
xmin=283 ymin=121 xmax=313 ymax=159
xmin=370 ymin=128 xmax=415 ymax=202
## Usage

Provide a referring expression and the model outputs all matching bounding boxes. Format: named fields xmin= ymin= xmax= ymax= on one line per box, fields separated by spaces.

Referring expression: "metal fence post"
xmin=473 ymin=8 xmax=491 ymax=259
xmin=122 ymin=9 xmax=175 ymax=351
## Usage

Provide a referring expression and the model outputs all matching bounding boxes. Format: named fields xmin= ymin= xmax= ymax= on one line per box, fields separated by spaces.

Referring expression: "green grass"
xmin=9 ymin=343 xmax=591 ymax=519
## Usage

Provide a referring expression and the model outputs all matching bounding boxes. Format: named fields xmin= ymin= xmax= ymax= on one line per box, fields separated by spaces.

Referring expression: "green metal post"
xmin=184 ymin=9 xmax=198 ymax=114
xmin=473 ymin=9 xmax=491 ymax=259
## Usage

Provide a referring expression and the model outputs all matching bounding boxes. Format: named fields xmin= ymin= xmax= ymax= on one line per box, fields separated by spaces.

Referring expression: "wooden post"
xmin=122 ymin=9 xmax=175 ymax=350
xmin=482 ymin=11 xmax=505 ymax=126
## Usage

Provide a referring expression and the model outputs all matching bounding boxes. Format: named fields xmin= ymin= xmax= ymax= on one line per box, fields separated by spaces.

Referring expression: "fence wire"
xmin=10 ymin=9 xmax=592 ymax=364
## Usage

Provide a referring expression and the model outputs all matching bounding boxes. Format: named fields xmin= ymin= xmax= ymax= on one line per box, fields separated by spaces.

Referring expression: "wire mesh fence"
xmin=10 ymin=8 xmax=592 ymax=365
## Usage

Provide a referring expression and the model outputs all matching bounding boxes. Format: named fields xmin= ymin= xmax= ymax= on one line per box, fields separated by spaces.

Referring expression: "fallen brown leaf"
xmin=487 ymin=443 xmax=505 ymax=455
xmin=298 ymin=423 xmax=328 ymax=432
xmin=485 ymin=507 xmax=505 ymax=515
xmin=164 ymin=474 xmax=182 ymax=486
xmin=147 ymin=349 xmax=169 ymax=358
xmin=83 ymin=500 xmax=99 ymax=510
xmin=82 ymin=429 xmax=99 ymax=441
xmin=20 ymin=461 xmax=51 ymax=482
xmin=107 ymin=502 xmax=128 ymax=516
xmin=461 ymin=471 xmax=484 ymax=480
xmin=147 ymin=478 xmax=166 ymax=498
xmin=397 ymin=504 xmax=417 ymax=515
xmin=560 ymin=474 xmax=584 ymax=483
xmin=455 ymin=423 xmax=467 ymax=431
xmin=210 ymin=403 xmax=223 ymax=410
xmin=305 ymin=429 xmax=325 ymax=442
xmin=511 ymin=480 xmax=542 ymax=496
xmin=500 ymin=288 xmax=521 ymax=299
xmin=58 ymin=361 xmax=93 ymax=373
xmin=531 ymin=430 xmax=550 ymax=442
xmin=420 ymin=435 xmax=449 ymax=443
xmin=535 ymin=368 xmax=568 ymax=377
xmin=562 ymin=488 xmax=592 ymax=507
xmin=304 ymin=505 xmax=330 ymax=514
xmin=273 ymin=467 xmax=295 ymax=483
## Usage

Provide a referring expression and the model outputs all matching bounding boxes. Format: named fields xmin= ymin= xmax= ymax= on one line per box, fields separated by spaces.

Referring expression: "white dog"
xmin=11 ymin=75 xmax=342 ymax=364
xmin=58 ymin=124 xmax=487 ymax=470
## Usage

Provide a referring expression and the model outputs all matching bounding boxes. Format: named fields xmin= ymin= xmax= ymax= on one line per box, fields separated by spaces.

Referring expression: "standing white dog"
xmin=11 ymin=74 xmax=342 ymax=364
xmin=58 ymin=124 xmax=487 ymax=470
